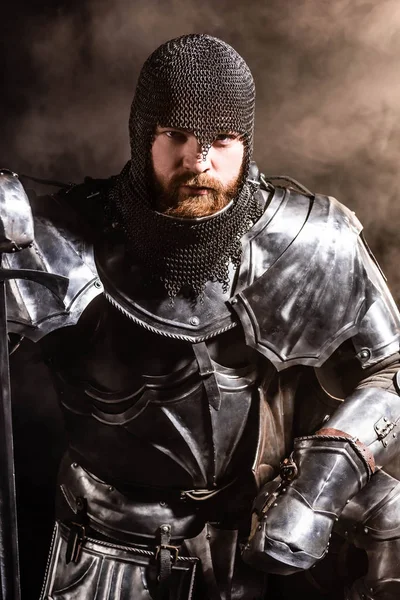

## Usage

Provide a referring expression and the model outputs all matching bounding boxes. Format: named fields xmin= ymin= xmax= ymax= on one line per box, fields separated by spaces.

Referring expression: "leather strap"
xmin=65 ymin=496 xmax=88 ymax=564
xmin=192 ymin=342 xmax=221 ymax=410
xmin=157 ymin=524 xmax=180 ymax=588
xmin=315 ymin=427 xmax=376 ymax=474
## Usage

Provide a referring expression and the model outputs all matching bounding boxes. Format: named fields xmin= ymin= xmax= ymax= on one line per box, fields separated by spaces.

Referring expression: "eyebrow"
xmin=156 ymin=126 xmax=241 ymax=137
xmin=156 ymin=126 xmax=192 ymax=133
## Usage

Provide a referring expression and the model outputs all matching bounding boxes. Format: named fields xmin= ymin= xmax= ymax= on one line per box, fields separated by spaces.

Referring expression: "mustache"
xmin=169 ymin=172 xmax=224 ymax=193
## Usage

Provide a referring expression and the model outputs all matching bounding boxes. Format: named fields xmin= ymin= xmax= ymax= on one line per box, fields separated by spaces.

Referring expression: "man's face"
xmin=151 ymin=126 xmax=245 ymax=218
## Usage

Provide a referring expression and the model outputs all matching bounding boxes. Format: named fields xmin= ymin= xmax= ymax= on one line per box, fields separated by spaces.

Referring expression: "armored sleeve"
xmin=241 ymin=189 xmax=400 ymax=578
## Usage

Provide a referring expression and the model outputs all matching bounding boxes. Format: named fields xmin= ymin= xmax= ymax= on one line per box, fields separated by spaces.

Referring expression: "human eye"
xmin=164 ymin=130 xmax=187 ymax=143
xmin=213 ymin=133 xmax=240 ymax=146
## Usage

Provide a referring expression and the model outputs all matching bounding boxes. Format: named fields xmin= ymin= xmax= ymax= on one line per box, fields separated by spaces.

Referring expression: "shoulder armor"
xmin=230 ymin=188 xmax=400 ymax=370
xmin=4 ymin=182 xmax=104 ymax=341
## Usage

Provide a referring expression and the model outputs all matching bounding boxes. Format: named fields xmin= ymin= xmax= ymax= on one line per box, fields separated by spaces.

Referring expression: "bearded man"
xmin=3 ymin=34 xmax=400 ymax=600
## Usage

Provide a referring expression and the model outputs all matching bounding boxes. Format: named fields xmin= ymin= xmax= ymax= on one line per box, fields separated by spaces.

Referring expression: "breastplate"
xmin=46 ymin=295 xmax=262 ymax=491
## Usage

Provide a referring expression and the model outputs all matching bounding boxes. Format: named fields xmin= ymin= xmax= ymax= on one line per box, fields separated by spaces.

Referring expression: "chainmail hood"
xmin=113 ymin=34 xmax=261 ymax=298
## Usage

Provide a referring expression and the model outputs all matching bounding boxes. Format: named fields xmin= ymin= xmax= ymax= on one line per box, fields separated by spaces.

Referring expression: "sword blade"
xmin=0 ymin=278 xmax=20 ymax=600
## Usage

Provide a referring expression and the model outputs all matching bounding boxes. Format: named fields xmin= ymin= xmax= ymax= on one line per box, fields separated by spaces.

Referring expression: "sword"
xmin=0 ymin=170 xmax=69 ymax=599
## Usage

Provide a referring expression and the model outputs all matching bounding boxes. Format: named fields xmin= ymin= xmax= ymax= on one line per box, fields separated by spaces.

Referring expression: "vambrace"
xmin=243 ymin=381 xmax=400 ymax=575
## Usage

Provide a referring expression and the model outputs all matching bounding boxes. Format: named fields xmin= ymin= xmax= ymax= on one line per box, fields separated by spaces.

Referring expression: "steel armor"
xmin=3 ymin=34 xmax=400 ymax=600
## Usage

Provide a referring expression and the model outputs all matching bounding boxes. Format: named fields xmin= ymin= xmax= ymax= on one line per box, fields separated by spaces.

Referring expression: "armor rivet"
xmin=359 ymin=349 xmax=370 ymax=360
xmin=335 ymin=518 xmax=339 ymax=522
xmin=231 ymin=298 xmax=238 ymax=305
xmin=108 ymin=486 xmax=114 ymax=492
xmin=364 ymin=527 xmax=369 ymax=534
xmin=257 ymin=525 xmax=262 ymax=531
xmin=72 ymin=463 xmax=78 ymax=468
xmin=394 ymin=433 xmax=397 ymax=438
xmin=273 ymin=503 xmax=278 ymax=507
xmin=189 ymin=316 xmax=200 ymax=326
xmin=346 ymin=499 xmax=350 ymax=504
xmin=94 ymin=279 xmax=102 ymax=289
xmin=344 ymin=531 xmax=348 ymax=536
xmin=161 ymin=525 xmax=169 ymax=533
xmin=383 ymin=441 xmax=388 ymax=448
xmin=160 ymin=501 xmax=166 ymax=507
xmin=384 ymin=417 xmax=388 ymax=422
xmin=206 ymin=533 xmax=211 ymax=540
xmin=282 ymin=488 xmax=286 ymax=493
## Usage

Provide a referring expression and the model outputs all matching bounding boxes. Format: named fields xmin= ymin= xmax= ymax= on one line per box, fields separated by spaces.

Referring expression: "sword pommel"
xmin=0 ymin=170 xmax=34 ymax=253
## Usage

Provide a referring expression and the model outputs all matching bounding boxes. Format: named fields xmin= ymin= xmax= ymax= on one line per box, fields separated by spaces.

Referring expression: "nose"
xmin=182 ymin=138 xmax=211 ymax=173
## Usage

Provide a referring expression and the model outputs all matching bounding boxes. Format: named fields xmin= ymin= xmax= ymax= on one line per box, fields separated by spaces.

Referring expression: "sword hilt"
xmin=0 ymin=267 xmax=69 ymax=302
xmin=0 ymin=171 xmax=34 ymax=254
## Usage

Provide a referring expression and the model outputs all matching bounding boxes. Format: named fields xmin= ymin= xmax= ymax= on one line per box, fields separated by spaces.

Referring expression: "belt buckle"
xmin=155 ymin=543 xmax=179 ymax=564
xmin=65 ymin=522 xmax=86 ymax=564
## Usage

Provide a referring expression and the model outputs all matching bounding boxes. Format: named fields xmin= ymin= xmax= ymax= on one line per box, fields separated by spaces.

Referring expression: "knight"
xmin=3 ymin=34 xmax=400 ymax=600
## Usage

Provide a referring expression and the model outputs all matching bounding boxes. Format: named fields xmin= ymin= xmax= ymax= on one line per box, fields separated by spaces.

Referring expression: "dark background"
xmin=2 ymin=0 xmax=400 ymax=597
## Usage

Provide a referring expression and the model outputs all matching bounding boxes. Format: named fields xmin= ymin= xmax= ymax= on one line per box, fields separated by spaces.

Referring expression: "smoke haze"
xmin=3 ymin=0 xmax=400 ymax=295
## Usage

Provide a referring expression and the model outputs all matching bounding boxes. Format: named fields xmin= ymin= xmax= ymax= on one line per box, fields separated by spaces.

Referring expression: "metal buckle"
xmin=280 ymin=456 xmax=298 ymax=481
xmin=65 ymin=522 xmax=86 ymax=564
xmin=374 ymin=416 xmax=396 ymax=448
xmin=155 ymin=544 xmax=180 ymax=564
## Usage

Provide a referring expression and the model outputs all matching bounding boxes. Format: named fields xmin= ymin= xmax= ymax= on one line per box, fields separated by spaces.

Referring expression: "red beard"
xmin=154 ymin=171 xmax=241 ymax=218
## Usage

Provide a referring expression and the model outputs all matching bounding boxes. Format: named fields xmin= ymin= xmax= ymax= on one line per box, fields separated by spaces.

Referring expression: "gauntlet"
xmin=243 ymin=385 xmax=400 ymax=574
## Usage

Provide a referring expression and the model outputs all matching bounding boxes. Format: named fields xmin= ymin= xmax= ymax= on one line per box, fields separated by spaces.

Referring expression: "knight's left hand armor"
xmin=236 ymin=184 xmax=400 ymax=599
xmin=4 ymin=167 xmax=400 ymax=600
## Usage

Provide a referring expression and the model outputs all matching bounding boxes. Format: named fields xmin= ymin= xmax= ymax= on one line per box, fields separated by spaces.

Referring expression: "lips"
xmin=181 ymin=185 xmax=212 ymax=195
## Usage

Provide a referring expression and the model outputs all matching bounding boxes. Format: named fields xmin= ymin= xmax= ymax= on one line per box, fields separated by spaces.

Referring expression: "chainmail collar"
xmin=110 ymin=35 xmax=260 ymax=298
xmin=110 ymin=162 xmax=263 ymax=298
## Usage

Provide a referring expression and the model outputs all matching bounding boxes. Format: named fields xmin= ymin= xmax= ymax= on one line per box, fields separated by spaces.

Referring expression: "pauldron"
xmin=0 ymin=173 xmax=102 ymax=341
xmin=229 ymin=186 xmax=400 ymax=370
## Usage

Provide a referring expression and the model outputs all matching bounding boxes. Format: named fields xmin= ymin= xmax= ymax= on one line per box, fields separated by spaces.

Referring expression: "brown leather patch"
xmin=315 ymin=427 xmax=353 ymax=439
xmin=315 ymin=427 xmax=376 ymax=475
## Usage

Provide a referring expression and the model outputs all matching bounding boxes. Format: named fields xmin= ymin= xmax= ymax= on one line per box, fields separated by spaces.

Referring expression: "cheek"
xmin=151 ymin=140 xmax=176 ymax=182
xmin=231 ymin=145 xmax=245 ymax=175
xmin=215 ymin=146 xmax=245 ymax=183
xmin=150 ymin=144 xmax=165 ymax=180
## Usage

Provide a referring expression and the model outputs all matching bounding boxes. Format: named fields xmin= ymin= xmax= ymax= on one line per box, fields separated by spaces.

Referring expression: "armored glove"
xmin=243 ymin=385 xmax=400 ymax=575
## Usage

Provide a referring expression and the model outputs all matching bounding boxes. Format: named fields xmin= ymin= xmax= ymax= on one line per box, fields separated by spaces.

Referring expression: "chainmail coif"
xmin=112 ymin=34 xmax=262 ymax=298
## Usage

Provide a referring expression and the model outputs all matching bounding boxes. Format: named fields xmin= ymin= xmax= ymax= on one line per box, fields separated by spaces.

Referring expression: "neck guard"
xmin=111 ymin=162 xmax=263 ymax=298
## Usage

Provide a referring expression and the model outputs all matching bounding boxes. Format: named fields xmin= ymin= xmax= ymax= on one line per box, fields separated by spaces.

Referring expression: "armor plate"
xmin=230 ymin=189 xmax=400 ymax=370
